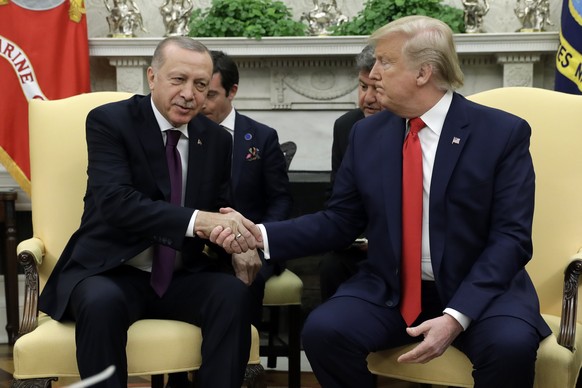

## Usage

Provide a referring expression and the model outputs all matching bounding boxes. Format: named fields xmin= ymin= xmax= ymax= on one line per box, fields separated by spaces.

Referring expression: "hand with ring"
xmin=194 ymin=208 xmax=263 ymax=253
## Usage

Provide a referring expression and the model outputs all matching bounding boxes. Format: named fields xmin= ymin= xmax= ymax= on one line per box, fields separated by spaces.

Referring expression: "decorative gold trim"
xmin=69 ymin=0 xmax=86 ymax=24
xmin=0 ymin=147 xmax=30 ymax=197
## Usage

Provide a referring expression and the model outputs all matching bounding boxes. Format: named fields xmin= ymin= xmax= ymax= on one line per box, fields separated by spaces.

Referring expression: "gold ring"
xmin=235 ymin=233 xmax=242 ymax=239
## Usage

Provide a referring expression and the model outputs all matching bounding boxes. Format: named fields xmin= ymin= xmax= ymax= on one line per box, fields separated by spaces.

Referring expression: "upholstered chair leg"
xmin=267 ymin=306 xmax=281 ymax=369
xmin=10 ymin=377 xmax=57 ymax=388
xmin=288 ymin=304 xmax=302 ymax=388
xmin=151 ymin=374 xmax=164 ymax=388
xmin=244 ymin=364 xmax=266 ymax=388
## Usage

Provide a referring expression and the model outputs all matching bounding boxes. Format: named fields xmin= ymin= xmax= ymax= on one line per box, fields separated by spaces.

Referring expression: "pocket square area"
xmin=246 ymin=147 xmax=261 ymax=161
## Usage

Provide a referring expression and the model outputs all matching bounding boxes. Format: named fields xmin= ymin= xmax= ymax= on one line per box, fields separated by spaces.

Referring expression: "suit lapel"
xmin=429 ymin=93 xmax=471 ymax=275
xmin=232 ymin=112 xmax=255 ymax=192
xmin=379 ymin=113 xmax=407 ymax=264
xmin=134 ymin=95 xmax=170 ymax=200
xmin=184 ymin=116 xmax=208 ymax=207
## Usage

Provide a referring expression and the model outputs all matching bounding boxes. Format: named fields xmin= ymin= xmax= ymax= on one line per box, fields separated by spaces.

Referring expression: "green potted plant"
xmin=188 ymin=0 xmax=307 ymax=39
xmin=331 ymin=0 xmax=465 ymax=35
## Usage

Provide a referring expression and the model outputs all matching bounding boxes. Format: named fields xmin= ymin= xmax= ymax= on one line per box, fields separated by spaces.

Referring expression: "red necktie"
xmin=400 ymin=118 xmax=425 ymax=325
xmin=151 ymin=129 xmax=182 ymax=297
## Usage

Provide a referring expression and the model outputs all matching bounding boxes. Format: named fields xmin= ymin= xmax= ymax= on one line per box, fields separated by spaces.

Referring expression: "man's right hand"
xmin=195 ymin=208 xmax=263 ymax=253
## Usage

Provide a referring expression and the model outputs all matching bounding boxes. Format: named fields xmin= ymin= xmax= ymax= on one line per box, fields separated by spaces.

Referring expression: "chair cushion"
xmin=263 ymin=269 xmax=303 ymax=306
xmin=13 ymin=314 xmax=261 ymax=379
xmin=367 ymin=314 xmax=582 ymax=388
xmin=367 ymin=340 xmax=473 ymax=387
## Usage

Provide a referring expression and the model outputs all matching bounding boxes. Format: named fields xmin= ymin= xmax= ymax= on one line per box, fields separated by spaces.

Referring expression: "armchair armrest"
xmin=16 ymin=237 xmax=45 ymax=337
xmin=558 ymin=252 xmax=582 ymax=350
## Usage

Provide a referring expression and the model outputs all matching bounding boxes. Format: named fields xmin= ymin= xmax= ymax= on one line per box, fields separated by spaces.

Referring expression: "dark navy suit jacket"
xmin=39 ymin=94 xmax=233 ymax=320
xmin=331 ymin=108 xmax=364 ymax=186
xmin=230 ymin=111 xmax=292 ymax=281
xmin=264 ymin=93 xmax=551 ymax=337
xmin=230 ymin=111 xmax=292 ymax=224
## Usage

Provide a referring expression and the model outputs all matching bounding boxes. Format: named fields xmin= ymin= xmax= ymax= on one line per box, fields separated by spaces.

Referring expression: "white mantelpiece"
xmin=90 ymin=33 xmax=559 ymax=96
xmin=90 ymin=33 xmax=560 ymax=57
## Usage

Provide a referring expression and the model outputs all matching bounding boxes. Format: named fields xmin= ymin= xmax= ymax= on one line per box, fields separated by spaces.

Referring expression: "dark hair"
xmin=210 ymin=50 xmax=239 ymax=97
xmin=355 ymin=45 xmax=375 ymax=73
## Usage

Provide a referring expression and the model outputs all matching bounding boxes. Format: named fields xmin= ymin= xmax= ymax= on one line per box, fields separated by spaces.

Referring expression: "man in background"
xmin=167 ymin=50 xmax=292 ymax=387
xmin=203 ymin=49 xmax=292 ymax=323
xmin=319 ymin=44 xmax=382 ymax=302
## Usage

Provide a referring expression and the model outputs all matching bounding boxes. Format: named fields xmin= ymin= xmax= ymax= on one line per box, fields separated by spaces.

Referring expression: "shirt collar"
xmin=415 ymin=90 xmax=453 ymax=137
xmin=219 ymin=107 xmax=236 ymax=136
xmin=150 ymin=98 xmax=189 ymax=138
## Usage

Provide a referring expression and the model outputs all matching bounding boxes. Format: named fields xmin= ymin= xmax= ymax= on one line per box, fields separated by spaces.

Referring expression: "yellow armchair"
xmin=367 ymin=87 xmax=582 ymax=387
xmin=11 ymin=92 xmax=265 ymax=388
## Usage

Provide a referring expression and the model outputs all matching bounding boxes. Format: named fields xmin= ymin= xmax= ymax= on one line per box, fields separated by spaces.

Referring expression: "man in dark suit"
xmin=330 ymin=45 xmax=382 ymax=187
xmin=202 ymin=50 xmax=292 ymax=324
xmin=211 ymin=16 xmax=551 ymax=387
xmin=319 ymin=44 xmax=382 ymax=302
xmin=38 ymin=37 xmax=261 ymax=388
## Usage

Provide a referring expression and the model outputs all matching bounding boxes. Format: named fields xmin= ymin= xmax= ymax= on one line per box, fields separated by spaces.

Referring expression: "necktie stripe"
xmin=151 ymin=129 xmax=182 ymax=297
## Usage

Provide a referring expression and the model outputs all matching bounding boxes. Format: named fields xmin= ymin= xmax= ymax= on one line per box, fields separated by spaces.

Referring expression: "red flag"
xmin=0 ymin=0 xmax=91 ymax=196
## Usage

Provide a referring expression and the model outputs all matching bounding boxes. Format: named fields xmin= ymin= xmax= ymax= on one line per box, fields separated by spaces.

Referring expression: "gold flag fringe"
xmin=0 ymin=147 xmax=31 ymax=197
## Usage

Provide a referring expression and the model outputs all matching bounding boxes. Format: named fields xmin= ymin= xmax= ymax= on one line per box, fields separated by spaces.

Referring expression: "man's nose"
xmin=370 ymin=61 xmax=381 ymax=80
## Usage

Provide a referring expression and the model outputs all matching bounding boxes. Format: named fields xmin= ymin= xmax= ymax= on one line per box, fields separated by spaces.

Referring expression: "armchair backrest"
xmin=28 ymin=92 xmax=134 ymax=291
xmin=467 ymin=87 xmax=582 ymax=320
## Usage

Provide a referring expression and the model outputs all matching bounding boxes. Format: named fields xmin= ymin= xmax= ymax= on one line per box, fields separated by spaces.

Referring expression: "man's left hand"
xmin=397 ymin=314 xmax=463 ymax=364
xmin=232 ymin=249 xmax=262 ymax=285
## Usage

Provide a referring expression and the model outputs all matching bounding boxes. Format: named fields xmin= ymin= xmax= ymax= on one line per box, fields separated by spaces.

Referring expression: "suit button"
xmin=385 ymin=300 xmax=394 ymax=307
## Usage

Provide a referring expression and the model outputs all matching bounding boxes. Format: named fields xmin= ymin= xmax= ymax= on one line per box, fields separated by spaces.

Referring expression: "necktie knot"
xmin=166 ymin=129 xmax=181 ymax=147
xmin=409 ymin=117 xmax=425 ymax=136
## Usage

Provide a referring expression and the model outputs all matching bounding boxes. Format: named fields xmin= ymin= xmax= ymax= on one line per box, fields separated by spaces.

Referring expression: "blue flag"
xmin=555 ymin=0 xmax=582 ymax=94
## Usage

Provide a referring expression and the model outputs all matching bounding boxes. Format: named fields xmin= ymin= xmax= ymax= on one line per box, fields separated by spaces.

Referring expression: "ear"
xmin=228 ymin=84 xmax=239 ymax=101
xmin=416 ymin=63 xmax=433 ymax=86
xmin=147 ymin=67 xmax=155 ymax=90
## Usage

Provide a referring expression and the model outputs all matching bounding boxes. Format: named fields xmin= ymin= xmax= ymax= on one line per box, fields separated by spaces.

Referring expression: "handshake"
xmin=194 ymin=207 xmax=264 ymax=254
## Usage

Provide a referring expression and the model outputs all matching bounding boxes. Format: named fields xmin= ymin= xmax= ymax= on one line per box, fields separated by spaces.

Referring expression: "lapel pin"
xmin=244 ymin=133 xmax=252 ymax=141
xmin=197 ymin=139 xmax=203 ymax=145
xmin=452 ymin=137 xmax=460 ymax=145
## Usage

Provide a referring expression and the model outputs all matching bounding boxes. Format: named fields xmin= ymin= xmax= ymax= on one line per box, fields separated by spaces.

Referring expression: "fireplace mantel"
xmin=89 ymin=33 xmax=559 ymax=57
xmin=89 ymin=32 xmax=560 ymax=103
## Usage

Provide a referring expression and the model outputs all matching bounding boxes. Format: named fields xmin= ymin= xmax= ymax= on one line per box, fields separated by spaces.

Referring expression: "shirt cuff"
xmin=186 ymin=209 xmax=198 ymax=238
xmin=443 ymin=308 xmax=471 ymax=331
xmin=257 ymin=224 xmax=270 ymax=259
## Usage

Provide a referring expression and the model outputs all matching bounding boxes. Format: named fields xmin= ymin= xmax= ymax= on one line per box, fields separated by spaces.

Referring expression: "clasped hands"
xmin=195 ymin=208 xmax=264 ymax=285
xmin=195 ymin=207 xmax=263 ymax=253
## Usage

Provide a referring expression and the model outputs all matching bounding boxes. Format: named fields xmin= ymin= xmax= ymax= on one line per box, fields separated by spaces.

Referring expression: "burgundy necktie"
xmin=400 ymin=117 xmax=425 ymax=325
xmin=151 ymin=129 xmax=182 ymax=297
